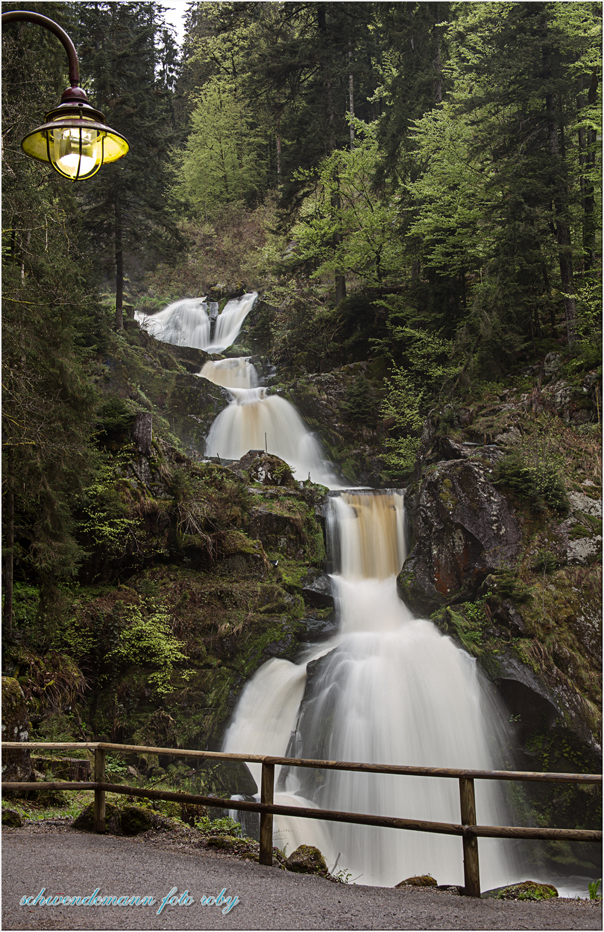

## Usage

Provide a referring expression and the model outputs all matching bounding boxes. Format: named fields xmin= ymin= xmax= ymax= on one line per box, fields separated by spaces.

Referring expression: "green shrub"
xmin=493 ymin=453 xmax=569 ymax=515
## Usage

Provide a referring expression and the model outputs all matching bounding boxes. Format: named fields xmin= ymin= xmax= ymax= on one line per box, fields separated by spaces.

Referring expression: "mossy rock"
xmin=72 ymin=801 xmax=122 ymax=834
xmin=121 ymin=805 xmax=154 ymax=836
xmin=206 ymin=834 xmax=239 ymax=849
xmin=396 ymin=875 xmax=438 ymax=888
xmin=495 ymin=880 xmax=558 ymax=901
xmin=2 ymin=808 xmax=23 ymax=827
xmin=285 ymin=844 xmax=328 ymax=875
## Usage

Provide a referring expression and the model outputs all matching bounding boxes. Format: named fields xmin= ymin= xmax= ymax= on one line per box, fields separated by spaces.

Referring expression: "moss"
xmin=496 ymin=881 xmax=558 ymax=901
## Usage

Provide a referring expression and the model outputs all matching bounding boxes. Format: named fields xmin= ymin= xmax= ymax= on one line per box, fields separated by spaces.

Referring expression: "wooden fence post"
xmin=94 ymin=748 xmax=106 ymax=832
xmin=459 ymin=776 xmax=480 ymax=897
xmin=259 ymin=761 xmax=274 ymax=865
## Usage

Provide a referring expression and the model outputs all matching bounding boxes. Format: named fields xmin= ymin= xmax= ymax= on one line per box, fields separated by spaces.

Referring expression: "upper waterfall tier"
xmin=135 ymin=292 xmax=258 ymax=353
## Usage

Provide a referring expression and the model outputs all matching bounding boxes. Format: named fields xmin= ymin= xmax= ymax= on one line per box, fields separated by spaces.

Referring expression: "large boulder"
xmin=1 ymin=677 xmax=31 ymax=786
xmin=399 ymin=459 xmax=522 ymax=615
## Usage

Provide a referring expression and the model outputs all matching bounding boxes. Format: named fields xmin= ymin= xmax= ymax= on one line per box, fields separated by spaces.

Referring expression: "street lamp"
xmin=2 ymin=10 xmax=129 ymax=180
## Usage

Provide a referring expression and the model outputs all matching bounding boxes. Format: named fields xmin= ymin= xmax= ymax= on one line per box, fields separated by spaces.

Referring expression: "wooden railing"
xmin=3 ymin=741 xmax=601 ymax=898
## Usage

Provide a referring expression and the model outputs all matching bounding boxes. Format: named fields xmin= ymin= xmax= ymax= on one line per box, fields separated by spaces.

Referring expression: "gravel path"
xmin=2 ymin=825 xmax=601 ymax=931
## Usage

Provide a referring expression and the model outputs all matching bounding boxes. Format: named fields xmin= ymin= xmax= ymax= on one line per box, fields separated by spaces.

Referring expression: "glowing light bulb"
xmin=50 ymin=124 xmax=102 ymax=180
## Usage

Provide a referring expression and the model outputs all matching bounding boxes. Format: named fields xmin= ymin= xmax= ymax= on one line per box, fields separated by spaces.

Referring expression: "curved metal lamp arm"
xmin=2 ymin=9 xmax=80 ymax=86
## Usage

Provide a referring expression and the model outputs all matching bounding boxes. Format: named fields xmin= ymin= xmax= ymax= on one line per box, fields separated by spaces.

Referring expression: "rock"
xmin=567 ymin=536 xmax=602 ymax=565
xmin=285 ymin=844 xmax=328 ymax=874
xmin=180 ymin=802 xmax=208 ymax=826
xmin=568 ymin=492 xmax=602 ymax=519
xmin=227 ymin=795 xmax=259 ymax=840
xmin=396 ymin=875 xmax=438 ymax=888
xmin=2 ymin=808 xmax=23 ymax=827
xmin=71 ymin=802 xmax=165 ymax=836
xmin=72 ymin=801 xmax=122 ymax=834
xmin=494 ymin=880 xmax=558 ymax=901
xmin=298 ymin=614 xmax=338 ymax=641
xmin=132 ymin=411 xmax=152 ymax=456
xmin=121 ymin=806 xmax=154 ymax=836
xmin=543 ymin=353 xmax=563 ymax=378
xmin=248 ymin=506 xmax=306 ymax=557
xmin=200 ymin=759 xmax=258 ymax=798
xmin=1 ymin=677 xmax=31 ymax=789
xmin=232 ymin=452 xmax=296 ymax=487
xmin=301 ymin=572 xmax=334 ymax=609
xmin=399 ymin=460 xmax=522 ymax=615
xmin=493 ymin=599 xmax=526 ymax=636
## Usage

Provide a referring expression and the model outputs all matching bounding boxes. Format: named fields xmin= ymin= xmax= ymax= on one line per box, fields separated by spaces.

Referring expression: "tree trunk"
xmin=115 ymin=197 xmax=124 ymax=331
xmin=276 ymin=113 xmax=282 ymax=184
xmin=581 ymin=69 xmax=598 ymax=272
xmin=3 ymin=449 xmax=15 ymax=636
xmin=545 ymin=89 xmax=576 ymax=346
xmin=349 ymin=46 xmax=355 ymax=151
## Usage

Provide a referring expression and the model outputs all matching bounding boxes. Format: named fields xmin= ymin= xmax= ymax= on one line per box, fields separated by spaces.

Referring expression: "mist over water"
xmin=224 ymin=491 xmax=520 ymax=889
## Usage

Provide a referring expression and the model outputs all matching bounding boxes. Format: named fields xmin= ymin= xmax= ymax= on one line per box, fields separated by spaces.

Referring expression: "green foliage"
xmin=96 ymin=398 xmax=135 ymax=436
xmin=194 ymin=814 xmax=243 ymax=838
xmin=79 ymin=460 xmax=139 ymax=558
xmin=531 ymin=550 xmax=559 ymax=575
xmin=177 ymin=77 xmax=267 ymax=213
xmin=493 ymin=452 xmax=570 ymax=515
xmin=378 ymin=314 xmax=457 ymax=479
xmin=341 ymin=376 xmax=377 ymax=425
xmin=588 ymin=879 xmax=601 ymax=900
xmin=103 ymin=602 xmax=189 ymax=696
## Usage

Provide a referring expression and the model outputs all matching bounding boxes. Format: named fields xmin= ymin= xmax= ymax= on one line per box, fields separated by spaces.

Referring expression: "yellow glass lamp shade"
xmin=21 ymin=96 xmax=129 ymax=181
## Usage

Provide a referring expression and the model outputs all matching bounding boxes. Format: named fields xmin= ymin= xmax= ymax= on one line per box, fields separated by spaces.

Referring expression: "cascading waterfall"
xmin=135 ymin=292 xmax=258 ymax=352
xmin=197 ymin=357 xmax=259 ymax=390
xmin=204 ymin=387 xmax=339 ymax=486
xmin=224 ymin=491 xmax=520 ymax=889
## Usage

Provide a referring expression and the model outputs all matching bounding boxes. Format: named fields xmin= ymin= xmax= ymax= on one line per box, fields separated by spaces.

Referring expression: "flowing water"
xmin=199 ymin=354 xmax=340 ymax=486
xmin=135 ymin=292 xmax=258 ymax=352
xmin=224 ymin=491 xmax=520 ymax=889
xmin=204 ymin=387 xmax=339 ymax=486
xmin=197 ymin=357 xmax=259 ymax=390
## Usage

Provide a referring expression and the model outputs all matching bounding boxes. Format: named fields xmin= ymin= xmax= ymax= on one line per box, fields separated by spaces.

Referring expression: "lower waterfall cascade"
xmin=133 ymin=288 xmax=596 ymax=895
xmin=224 ymin=491 xmax=523 ymax=890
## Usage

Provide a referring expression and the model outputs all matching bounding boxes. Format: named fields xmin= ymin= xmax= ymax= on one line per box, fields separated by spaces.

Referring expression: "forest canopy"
xmin=2 ymin=0 xmax=601 ymax=624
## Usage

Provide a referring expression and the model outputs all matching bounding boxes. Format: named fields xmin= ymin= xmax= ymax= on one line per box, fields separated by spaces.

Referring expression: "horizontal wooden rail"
xmin=3 ymin=740 xmax=601 ymax=899
xmin=3 ymin=742 xmax=601 ymax=783
xmin=4 ymin=780 xmax=600 ymax=844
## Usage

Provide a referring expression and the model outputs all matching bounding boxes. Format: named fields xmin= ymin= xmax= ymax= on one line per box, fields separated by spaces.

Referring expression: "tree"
xmin=74 ymin=2 xmax=182 ymax=329
xmin=408 ymin=1 xmax=601 ymax=359
xmin=2 ymin=2 xmax=104 ymax=634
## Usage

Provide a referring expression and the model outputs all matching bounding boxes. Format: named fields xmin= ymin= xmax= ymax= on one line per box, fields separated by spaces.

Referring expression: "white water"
xmin=224 ymin=491 xmax=520 ymax=889
xmin=135 ymin=292 xmax=257 ymax=352
xmin=204 ymin=387 xmax=340 ymax=487
xmin=197 ymin=357 xmax=259 ymax=390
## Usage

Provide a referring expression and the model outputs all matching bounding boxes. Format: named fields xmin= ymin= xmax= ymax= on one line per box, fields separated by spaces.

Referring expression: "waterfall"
xmin=197 ymin=357 xmax=259 ymax=390
xmin=223 ymin=490 xmax=520 ymax=889
xmin=135 ymin=292 xmax=257 ymax=352
xmin=204 ymin=388 xmax=339 ymax=486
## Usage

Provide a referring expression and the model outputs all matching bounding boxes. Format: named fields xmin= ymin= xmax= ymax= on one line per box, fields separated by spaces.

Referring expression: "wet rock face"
xmin=399 ymin=460 xmax=522 ymax=615
xmin=1 ymin=677 xmax=31 ymax=785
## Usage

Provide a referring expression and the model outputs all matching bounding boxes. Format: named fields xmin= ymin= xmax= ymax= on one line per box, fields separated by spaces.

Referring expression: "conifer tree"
xmin=74 ymin=1 xmax=182 ymax=328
